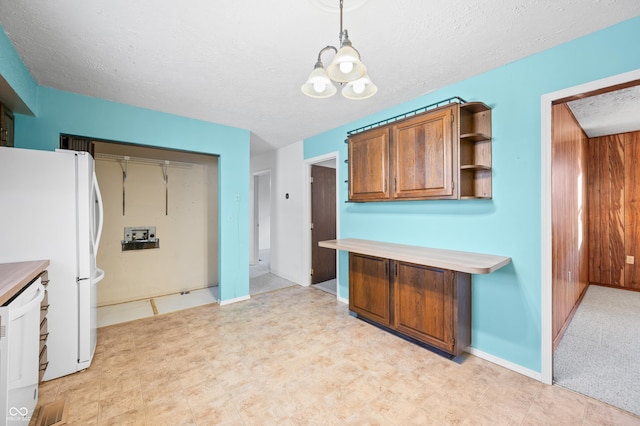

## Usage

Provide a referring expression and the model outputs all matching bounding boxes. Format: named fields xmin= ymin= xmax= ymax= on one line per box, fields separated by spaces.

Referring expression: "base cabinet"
xmin=349 ymin=253 xmax=471 ymax=357
xmin=349 ymin=253 xmax=391 ymax=326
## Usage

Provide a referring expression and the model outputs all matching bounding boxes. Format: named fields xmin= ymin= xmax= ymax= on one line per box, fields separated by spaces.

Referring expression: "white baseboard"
xmin=466 ymin=347 xmax=542 ymax=381
xmin=337 ymin=295 xmax=348 ymax=304
xmin=270 ymin=268 xmax=301 ymax=285
xmin=218 ymin=295 xmax=250 ymax=306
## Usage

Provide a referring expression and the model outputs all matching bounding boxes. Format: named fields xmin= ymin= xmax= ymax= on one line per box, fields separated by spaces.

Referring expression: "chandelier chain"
xmin=339 ymin=0 xmax=344 ymax=43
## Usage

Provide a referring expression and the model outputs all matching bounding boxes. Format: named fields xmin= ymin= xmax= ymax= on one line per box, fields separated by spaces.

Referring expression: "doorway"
xmin=541 ymin=68 xmax=640 ymax=384
xmin=251 ymin=170 xmax=271 ymax=276
xmin=81 ymin=139 xmax=220 ymax=326
xmin=303 ymin=153 xmax=340 ymax=298
xmin=310 ymin=163 xmax=337 ymax=294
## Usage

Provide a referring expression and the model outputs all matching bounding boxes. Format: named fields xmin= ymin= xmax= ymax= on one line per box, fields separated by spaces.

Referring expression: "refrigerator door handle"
xmin=92 ymin=171 xmax=104 ymax=255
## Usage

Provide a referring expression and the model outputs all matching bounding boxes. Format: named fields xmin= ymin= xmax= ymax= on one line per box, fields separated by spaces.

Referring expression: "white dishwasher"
xmin=0 ymin=277 xmax=45 ymax=424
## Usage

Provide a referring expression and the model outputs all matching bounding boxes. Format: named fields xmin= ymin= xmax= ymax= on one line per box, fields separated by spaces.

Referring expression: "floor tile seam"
xmin=150 ymin=298 xmax=158 ymax=315
xmin=518 ymin=384 xmax=544 ymax=425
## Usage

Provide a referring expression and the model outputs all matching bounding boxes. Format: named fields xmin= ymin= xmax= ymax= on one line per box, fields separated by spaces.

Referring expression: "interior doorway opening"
xmin=542 ymin=69 xmax=640 ymax=386
xmin=303 ymin=153 xmax=340 ymax=299
xmin=251 ymin=170 xmax=272 ymax=276
xmin=64 ymin=137 xmax=221 ymax=327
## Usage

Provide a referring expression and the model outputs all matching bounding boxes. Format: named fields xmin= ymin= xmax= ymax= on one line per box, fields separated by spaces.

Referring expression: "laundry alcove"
xmin=93 ymin=141 xmax=219 ymax=306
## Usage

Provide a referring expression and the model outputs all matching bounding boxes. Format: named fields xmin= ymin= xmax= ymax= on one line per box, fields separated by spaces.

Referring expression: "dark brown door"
xmin=311 ymin=164 xmax=336 ymax=284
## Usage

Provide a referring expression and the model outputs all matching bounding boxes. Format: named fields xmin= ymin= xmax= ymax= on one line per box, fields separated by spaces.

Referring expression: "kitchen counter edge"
xmin=318 ymin=238 xmax=511 ymax=274
xmin=0 ymin=260 xmax=50 ymax=305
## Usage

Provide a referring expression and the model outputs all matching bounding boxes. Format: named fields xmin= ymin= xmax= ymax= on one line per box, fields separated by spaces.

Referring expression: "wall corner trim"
xmin=218 ymin=295 xmax=250 ymax=306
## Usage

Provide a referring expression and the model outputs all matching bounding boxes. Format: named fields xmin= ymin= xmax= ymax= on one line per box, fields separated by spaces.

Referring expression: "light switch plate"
xmin=626 ymin=255 xmax=635 ymax=265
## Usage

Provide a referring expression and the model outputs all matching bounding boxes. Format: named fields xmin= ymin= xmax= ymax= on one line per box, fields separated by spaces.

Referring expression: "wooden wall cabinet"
xmin=348 ymin=102 xmax=492 ymax=202
xmin=348 ymin=252 xmax=471 ymax=356
xmin=458 ymin=102 xmax=492 ymax=199
xmin=348 ymin=127 xmax=390 ymax=201
xmin=392 ymin=106 xmax=456 ymax=199
xmin=0 ymin=102 xmax=15 ymax=147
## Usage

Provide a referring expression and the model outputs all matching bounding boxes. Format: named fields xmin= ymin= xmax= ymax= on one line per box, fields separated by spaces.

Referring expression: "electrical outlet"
xmin=626 ymin=255 xmax=635 ymax=265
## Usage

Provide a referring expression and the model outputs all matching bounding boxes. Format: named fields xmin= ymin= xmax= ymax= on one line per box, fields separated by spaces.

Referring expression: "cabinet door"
xmin=348 ymin=128 xmax=390 ymax=201
xmin=393 ymin=262 xmax=455 ymax=353
xmin=349 ymin=253 xmax=390 ymax=325
xmin=392 ymin=106 xmax=456 ymax=199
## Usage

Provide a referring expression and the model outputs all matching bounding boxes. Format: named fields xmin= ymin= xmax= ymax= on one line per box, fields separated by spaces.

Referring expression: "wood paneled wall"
xmin=588 ymin=135 xmax=625 ymax=286
xmin=551 ymin=103 xmax=590 ymax=346
xmin=589 ymin=130 xmax=640 ymax=290
xmin=625 ymin=132 xmax=640 ymax=289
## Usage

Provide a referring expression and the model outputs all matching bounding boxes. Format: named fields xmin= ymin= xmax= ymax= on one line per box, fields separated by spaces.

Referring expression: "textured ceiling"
xmin=568 ymin=85 xmax=640 ymax=138
xmin=0 ymin=1 xmax=639 ymax=155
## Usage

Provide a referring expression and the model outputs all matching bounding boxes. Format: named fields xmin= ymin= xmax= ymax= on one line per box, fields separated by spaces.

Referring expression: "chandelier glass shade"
xmin=301 ymin=0 xmax=377 ymax=100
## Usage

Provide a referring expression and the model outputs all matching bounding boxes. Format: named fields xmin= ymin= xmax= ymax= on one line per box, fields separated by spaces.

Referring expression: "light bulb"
xmin=352 ymin=80 xmax=365 ymax=94
xmin=313 ymin=81 xmax=326 ymax=93
xmin=339 ymin=61 xmax=354 ymax=74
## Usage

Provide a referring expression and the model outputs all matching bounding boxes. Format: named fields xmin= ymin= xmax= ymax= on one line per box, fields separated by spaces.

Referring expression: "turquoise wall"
xmin=0 ymin=24 xmax=251 ymax=302
xmin=304 ymin=17 xmax=640 ymax=372
xmin=14 ymin=88 xmax=251 ymax=303
xmin=0 ymin=26 xmax=38 ymax=113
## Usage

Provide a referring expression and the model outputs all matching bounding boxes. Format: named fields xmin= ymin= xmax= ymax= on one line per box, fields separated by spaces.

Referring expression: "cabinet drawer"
xmin=39 ymin=345 xmax=48 ymax=381
xmin=40 ymin=317 xmax=48 ymax=352
xmin=39 ymin=270 xmax=49 ymax=288
xmin=40 ymin=290 xmax=49 ymax=323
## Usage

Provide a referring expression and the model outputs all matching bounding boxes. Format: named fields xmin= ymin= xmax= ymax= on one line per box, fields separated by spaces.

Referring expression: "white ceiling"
xmin=0 ymin=1 xmax=639 ymax=155
xmin=568 ymin=85 xmax=640 ymax=138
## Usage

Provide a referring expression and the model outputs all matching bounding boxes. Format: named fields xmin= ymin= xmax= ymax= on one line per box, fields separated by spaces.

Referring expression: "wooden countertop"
xmin=318 ymin=238 xmax=511 ymax=274
xmin=0 ymin=260 xmax=50 ymax=305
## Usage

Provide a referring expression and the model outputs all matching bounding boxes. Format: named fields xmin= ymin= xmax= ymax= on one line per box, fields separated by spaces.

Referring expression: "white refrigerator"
xmin=0 ymin=147 xmax=104 ymax=381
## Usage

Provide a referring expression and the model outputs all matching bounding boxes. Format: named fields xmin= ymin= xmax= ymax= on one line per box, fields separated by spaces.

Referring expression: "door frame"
xmin=302 ymin=151 xmax=342 ymax=301
xmin=541 ymin=68 xmax=640 ymax=385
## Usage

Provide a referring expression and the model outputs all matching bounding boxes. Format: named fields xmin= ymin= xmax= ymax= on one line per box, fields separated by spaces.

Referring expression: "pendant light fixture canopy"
xmin=301 ymin=0 xmax=375 ymax=100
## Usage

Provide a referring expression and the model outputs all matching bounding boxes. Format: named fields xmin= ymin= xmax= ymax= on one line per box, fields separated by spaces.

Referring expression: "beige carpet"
xmin=554 ymin=285 xmax=640 ymax=416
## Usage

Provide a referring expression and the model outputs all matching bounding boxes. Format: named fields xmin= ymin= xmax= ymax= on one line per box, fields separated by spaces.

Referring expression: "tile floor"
xmin=97 ymin=287 xmax=219 ymax=327
xmin=311 ymin=278 xmax=337 ymax=295
xmin=33 ymin=286 xmax=640 ymax=425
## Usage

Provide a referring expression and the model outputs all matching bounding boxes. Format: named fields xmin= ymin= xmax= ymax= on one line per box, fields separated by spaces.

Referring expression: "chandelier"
xmin=301 ymin=0 xmax=377 ymax=100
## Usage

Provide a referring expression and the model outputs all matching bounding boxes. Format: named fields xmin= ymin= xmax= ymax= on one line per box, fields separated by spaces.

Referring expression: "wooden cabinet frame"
xmin=348 ymin=101 xmax=492 ymax=201
xmin=348 ymin=252 xmax=471 ymax=357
